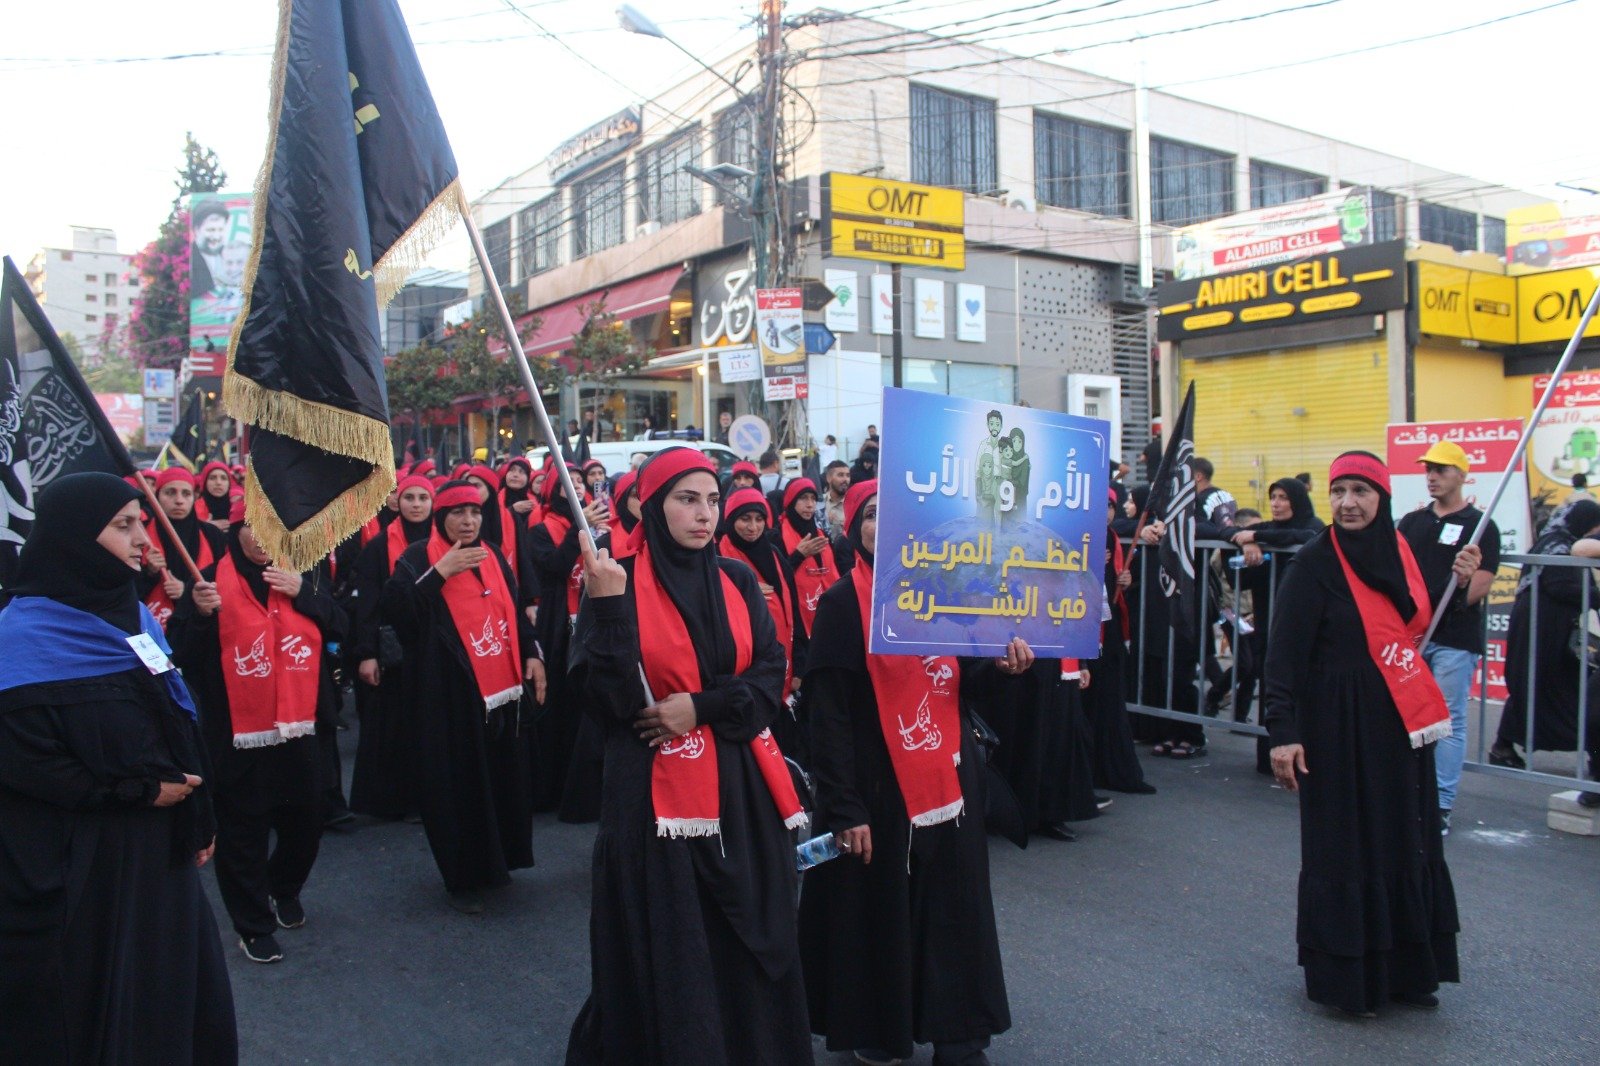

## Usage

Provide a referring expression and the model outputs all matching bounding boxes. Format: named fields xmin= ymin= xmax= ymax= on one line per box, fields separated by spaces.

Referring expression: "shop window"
xmin=1419 ymin=202 xmax=1477 ymax=252
xmin=712 ymin=100 xmax=757 ymax=208
xmin=1151 ymin=137 xmax=1234 ymax=226
xmin=637 ymin=129 xmax=701 ymax=228
xmin=515 ymin=195 xmax=562 ymax=281
xmin=1369 ymin=189 xmax=1405 ymax=242
xmin=1482 ymin=216 xmax=1506 ymax=257
xmin=910 ymin=84 xmax=998 ymax=193
xmin=1249 ymin=160 xmax=1324 ymax=209
xmin=1034 ymin=112 xmax=1129 ymax=217
xmin=482 ymin=217 xmax=512 ymax=284
xmin=880 ymin=358 xmax=1016 ymax=404
xmin=573 ymin=164 xmax=626 ymax=259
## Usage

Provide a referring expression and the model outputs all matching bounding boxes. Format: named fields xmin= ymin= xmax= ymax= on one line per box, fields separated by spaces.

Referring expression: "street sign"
xmin=796 ymin=276 xmax=838 ymax=312
xmin=804 ymin=323 xmax=837 ymax=354
xmin=756 ymin=288 xmax=807 ymax=402
xmin=727 ymin=415 xmax=772 ymax=459
xmin=822 ymin=172 xmax=966 ymax=270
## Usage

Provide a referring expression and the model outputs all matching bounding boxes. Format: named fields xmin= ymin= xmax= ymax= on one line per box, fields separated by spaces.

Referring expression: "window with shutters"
xmin=1369 ymin=189 xmax=1405 ymax=242
xmin=638 ymin=130 xmax=701 ymax=227
xmin=1482 ymin=216 xmax=1506 ymax=257
xmin=482 ymin=218 xmax=512 ymax=284
xmin=573 ymin=164 xmax=626 ymax=259
xmin=515 ymin=195 xmax=562 ymax=281
xmin=1419 ymin=202 xmax=1477 ymax=252
xmin=712 ymin=101 xmax=757 ymax=208
xmin=1034 ymin=112 xmax=1129 ymax=217
xmin=910 ymin=84 xmax=997 ymax=193
xmin=1151 ymin=138 xmax=1234 ymax=226
xmin=1249 ymin=160 xmax=1325 ymax=208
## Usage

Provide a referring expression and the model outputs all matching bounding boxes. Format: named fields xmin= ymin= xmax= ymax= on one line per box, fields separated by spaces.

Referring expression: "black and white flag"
xmin=1142 ymin=382 xmax=1198 ymax=637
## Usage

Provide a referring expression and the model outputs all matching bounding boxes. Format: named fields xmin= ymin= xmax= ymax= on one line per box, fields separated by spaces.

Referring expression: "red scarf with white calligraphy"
xmin=634 ymin=546 xmax=806 ymax=838
xmin=214 ymin=554 xmax=321 ymax=748
xmin=1329 ymin=532 xmax=1451 ymax=748
xmin=782 ymin=521 xmax=836 ymax=636
xmin=142 ymin=519 xmax=213 ymax=631
xmin=852 ymin=561 xmax=965 ymax=826
xmin=427 ymin=530 xmax=524 ymax=712
xmin=497 ymin=501 xmax=519 ymax=581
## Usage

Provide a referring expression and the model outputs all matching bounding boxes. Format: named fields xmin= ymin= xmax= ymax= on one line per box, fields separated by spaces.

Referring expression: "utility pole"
xmin=754 ymin=0 xmax=784 ymax=291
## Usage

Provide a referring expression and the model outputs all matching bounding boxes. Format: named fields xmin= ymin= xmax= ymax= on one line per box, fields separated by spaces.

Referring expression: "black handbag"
xmin=967 ymin=707 xmax=1001 ymax=764
xmin=375 ymin=625 xmax=405 ymax=669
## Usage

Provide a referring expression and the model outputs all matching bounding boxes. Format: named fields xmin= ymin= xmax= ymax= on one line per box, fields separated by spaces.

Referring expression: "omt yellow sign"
xmin=823 ymin=173 xmax=965 ymax=269
xmin=1415 ymin=262 xmax=1515 ymax=345
xmin=1518 ymin=266 xmax=1600 ymax=345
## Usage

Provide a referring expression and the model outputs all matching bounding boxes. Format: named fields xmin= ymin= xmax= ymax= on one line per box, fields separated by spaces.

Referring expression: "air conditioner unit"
xmin=635 ymin=220 xmax=662 ymax=238
xmin=1004 ymin=194 xmax=1036 ymax=212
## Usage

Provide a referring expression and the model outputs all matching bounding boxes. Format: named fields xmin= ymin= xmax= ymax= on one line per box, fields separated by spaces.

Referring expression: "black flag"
xmin=225 ymin=0 xmax=460 ymax=569
xmin=0 ymin=257 xmax=135 ymax=585
xmin=169 ymin=389 xmax=207 ymax=468
xmin=1142 ymin=382 xmax=1198 ymax=638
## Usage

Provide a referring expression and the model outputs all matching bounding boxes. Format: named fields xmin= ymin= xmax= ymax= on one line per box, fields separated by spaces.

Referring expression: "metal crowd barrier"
xmin=1120 ymin=536 xmax=1596 ymax=792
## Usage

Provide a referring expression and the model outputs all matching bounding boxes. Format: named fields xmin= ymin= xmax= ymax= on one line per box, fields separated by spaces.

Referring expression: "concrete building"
xmin=464 ymin=12 xmax=1537 ymax=465
xmin=25 ymin=226 xmax=141 ymax=362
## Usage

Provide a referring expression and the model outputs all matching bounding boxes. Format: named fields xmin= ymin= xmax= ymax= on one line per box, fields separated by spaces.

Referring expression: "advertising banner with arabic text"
xmin=1387 ymin=419 xmax=1530 ymax=701
xmin=872 ymin=387 xmax=1109 ymax=658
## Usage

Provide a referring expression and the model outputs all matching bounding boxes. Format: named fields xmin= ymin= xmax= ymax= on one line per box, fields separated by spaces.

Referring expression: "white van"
xmin=527 ymin=438 xmax=742 ymax=479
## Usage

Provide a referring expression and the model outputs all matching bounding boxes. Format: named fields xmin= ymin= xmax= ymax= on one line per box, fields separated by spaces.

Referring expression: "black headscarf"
xmin=723 ymin=495 xmax=783 ymax=591
xmin=1519 ymin=498 xmax=1600 ymax=594
xmin=540 ymin=463 xmax=586 ymax=522
xmin=1268 ymin=476 xmax=1323 ymax=531
xmin=1328 ymin=451 xmax=1414 ymax=620
xmin=224 ymin=521 xmax=271 ymax=608
xmin=6 ymin=472 xmax=144 ymax=632
xmin=847 ymin=489 xmax=875 ymax=570
xmin=501 ymin=458 xmax=533 ymax=508
xmin=156 ymin=492 xmax=208 ymax=563
xmin=638 ymin=452 xmax=734 ymax=688
xmin=468 ymin=475 xmax=504 ymax=549
xmin=614 ymin=478 xmax=640 ymax=535
xmin=782 ymin=481 xmax=819 ymax=540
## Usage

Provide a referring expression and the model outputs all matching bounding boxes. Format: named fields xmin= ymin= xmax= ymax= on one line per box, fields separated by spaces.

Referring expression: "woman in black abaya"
xmin=1084 ymin=493 xmax=1156 ymax=794
xmin=1264 ymin=452 xmax=1459 ymax=1017
xmin=565 ymin=447 xmax=811 ymax=1066
xmin=799 ymin=480 xmax=1034 ymax=1066
xmin=0 ymin=472 xmax=236 ymax=1062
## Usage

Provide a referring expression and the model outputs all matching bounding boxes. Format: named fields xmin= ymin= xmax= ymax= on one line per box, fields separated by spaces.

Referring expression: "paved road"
xmin=213 ymin=720 xmax=1598 ymax=1065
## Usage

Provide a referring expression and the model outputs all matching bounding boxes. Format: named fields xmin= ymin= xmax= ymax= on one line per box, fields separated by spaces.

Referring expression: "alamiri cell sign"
xmin=1156 ymin=241 xmax=1407 ymax=341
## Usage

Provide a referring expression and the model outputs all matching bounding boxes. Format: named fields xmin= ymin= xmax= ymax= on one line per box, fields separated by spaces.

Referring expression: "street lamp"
xmin=617 ymin=5 xmax=745 ymax=97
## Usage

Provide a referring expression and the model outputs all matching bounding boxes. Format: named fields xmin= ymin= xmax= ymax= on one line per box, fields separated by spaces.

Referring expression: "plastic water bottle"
xmin=795 ymin=832 xmax=842 ymax=872
xmin=1227 ymin=555 xmax=1246 ymax=570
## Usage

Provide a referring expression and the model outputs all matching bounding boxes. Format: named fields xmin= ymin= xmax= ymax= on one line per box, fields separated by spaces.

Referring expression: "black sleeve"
xmin=1261 ymin=560 xmax=1326 ymax=749
xmin=1479 ymin=518 xmax=1502 ymax=572
xmin=569 ymin=590 xmax=647 ymax=725
xmin=1540 ymin=559 xmax=1586 ymax=607
xmin=1250 ymin=526 xmax=1320 ymax=548
xmin=0 ymin=706 xmax=160 ymax=811
xmin=347 ymin=540 xmax=387 ymax=660
xmin=381 ymin=550 xmax=439 ymax=643
xmin=527 ymin=522 xmax=582 ymax=583
xmin=805 ymin=667 xmax=870 ymax=835
xmin=690 ymin=565 xmax=786 ymax=744
xmin=294 ymin=569 xmax=349 ymax=643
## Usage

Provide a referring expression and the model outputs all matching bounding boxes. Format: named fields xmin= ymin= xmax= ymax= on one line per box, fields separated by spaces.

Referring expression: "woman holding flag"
xmin=1264 ymin=451 xmax=1460 ymax=1017
xmin=778 ymin=477 xmax=838 ymax=635
xmin=565 ymin=447 xmax=811 ymax=1066
xmin=139 ymin=466 xmax=225 ymax=630
xmin=382 ymin=480 xmax=546 ymax=915
xmin=798 ymin=480 xmax=1034 ymax=1066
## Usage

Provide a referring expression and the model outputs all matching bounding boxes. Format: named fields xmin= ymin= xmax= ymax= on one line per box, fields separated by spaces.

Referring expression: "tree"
xmin=560 ymin=297 xmax=644 ymax=433
xmin=127 ymin=133 xmax=227 ymax=370
xmin=384 ymin=343 xmax=456 ymax=457
xmin=447 ymin=295 xmax=542 ymax=456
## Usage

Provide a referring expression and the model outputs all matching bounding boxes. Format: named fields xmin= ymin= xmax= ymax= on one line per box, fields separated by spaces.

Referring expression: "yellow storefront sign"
xmin=823 ymin=173 xmax=965 ymax=270
xmin=1415 ymin=262 xmax=1515 ymax=345
xmin=1517 ymin=265 xmax=1600 ymax=345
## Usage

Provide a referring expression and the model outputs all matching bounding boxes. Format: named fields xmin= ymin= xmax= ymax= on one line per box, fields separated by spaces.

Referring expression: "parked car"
xmin=527 ymin=438 xmax=741 ymax=479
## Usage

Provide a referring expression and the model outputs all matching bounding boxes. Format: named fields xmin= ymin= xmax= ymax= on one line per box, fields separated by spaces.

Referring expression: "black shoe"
xmin=1391 ymin=991 xmax=1440 ymax=1010
xmin=1128 ymin=781 xmax=1158 ymax=794
xmin=1338 ymin=1007 xmax=1377 ymax=1019
xmin=1438 ymin=809 xmax=1451 ymax=837
xmin=1038 ymin=823 xmax=1077 ymax=842
xmin=1486 ymin=743 xmax=1525 ymax=770
xmin=448 ymin=890 xmax=485 ymax=915
xmin=271 ymin=895 xmax=306 ymax=929
xmin=239 ymin=933 xmax=284 ymax=964
xmin=1578 ymin=791 xmax=1600 ymax=809
xmin=1095 ymin=795 xmax=1113 ymax=811
xmin=324 ymin=809 xmax=357 ymax=831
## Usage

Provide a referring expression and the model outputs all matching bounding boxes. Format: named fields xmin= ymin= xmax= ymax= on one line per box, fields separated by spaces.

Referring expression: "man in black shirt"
xmin=1396 ymin=440 xmax=1499 ymax=835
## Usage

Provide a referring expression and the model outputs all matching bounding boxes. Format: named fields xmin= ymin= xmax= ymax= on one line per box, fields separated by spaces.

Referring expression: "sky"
xmin=3 ymin=0 xmax=1596 ymax=269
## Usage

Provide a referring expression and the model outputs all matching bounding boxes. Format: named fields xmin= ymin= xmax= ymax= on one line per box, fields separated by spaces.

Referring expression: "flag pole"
xmin=132 ymin=464 xmax=206 ymax=586
xmin=1420 ymin=281 xmax=1600 ymax=648
xmin=454 ymin=188 xmax=593 ymax=542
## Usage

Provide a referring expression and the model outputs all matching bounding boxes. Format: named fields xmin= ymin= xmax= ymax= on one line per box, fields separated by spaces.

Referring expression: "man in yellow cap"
xmin=1396 ymin=438 xmax=1500 ymax=836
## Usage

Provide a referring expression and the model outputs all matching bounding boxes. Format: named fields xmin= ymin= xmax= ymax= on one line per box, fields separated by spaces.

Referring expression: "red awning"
xmin=520 ymin=265 xmax=684 ymax=357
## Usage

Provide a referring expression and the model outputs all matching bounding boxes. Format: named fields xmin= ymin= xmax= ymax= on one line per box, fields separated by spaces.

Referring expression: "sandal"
xmin=1487 ymin=743 xmax=1526 ymax=770
xmin=1169 ymin=742 xmax=1206 ymax=759
xmin=1150 ymin=741 xmax=1174 ymax=757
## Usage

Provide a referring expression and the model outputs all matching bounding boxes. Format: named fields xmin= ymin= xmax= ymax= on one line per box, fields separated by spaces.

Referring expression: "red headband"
xmin=1329 ymin=452 xmax=1391 ymax=495
xmin=155 ymin=466 xmax=196 ymax=491
xmin=782 ymin=477 xmax=819 ymax=510
xmin=638 ymin=447 xmax=717 ymax=505
xmin=199 ymin=461 xmax=231 ymax=484
xmin=468 ymin=464 xmax=500 ymax=492
xmin=723 ymin=487 xmax=773 ymax=525
xmin=396 ymin=475 xmax=434 ymax=498
xmin=613 ymin=470 xmax=638 ymax=503
xmin=731 ymin=460 xmax=759 ymax=479
xmin=433 ymin=484 xmax=481 ymax=512
xmin=412 ymin=459 xmax=436 ymax=477
xmin=844 ymin=479 xmax=878 ymax=532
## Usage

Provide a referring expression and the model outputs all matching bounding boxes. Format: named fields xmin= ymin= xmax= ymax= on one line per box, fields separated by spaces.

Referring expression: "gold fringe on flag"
xmin=374 ymin=177 xmax=462 ymax=310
